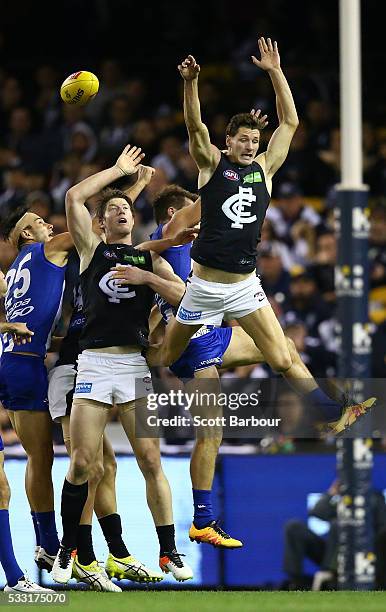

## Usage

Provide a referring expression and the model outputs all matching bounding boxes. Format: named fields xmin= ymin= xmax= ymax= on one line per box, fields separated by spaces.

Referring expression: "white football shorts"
xmin=175 ymin=273 xmax=269 ymax=326
xmin=73 ymin=351 xmax=153 ymax=405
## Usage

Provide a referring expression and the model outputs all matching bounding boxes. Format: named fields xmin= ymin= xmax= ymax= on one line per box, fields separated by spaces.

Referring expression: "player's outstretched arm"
xmin=65 ymin=144 xmax=144 ymax=255
xmin=136 ymin=227 xmax=198 ymax=254
xmin=178 ymin=56 xmax=220 ymax=172
xmin=253 ymin=37 xmax=298 ymax=179
xmin=111 ymin=255 xmax=185 ymax=307
xmin=162 ymin=198 xmax=201 ymax=238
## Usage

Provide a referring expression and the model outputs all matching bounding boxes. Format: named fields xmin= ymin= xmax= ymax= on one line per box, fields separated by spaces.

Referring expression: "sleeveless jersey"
xmin=56 ymin=283 xmax=85 ymax=366
xmin=3 ymin=243 xmax=65 ymax=357
xmin=191 ymin=153 xmax=270 ymax=273
xmin=79 ymin=242 xmax=154 ymax=351
xmin=150 ymin=223 xmax=192 ymax=324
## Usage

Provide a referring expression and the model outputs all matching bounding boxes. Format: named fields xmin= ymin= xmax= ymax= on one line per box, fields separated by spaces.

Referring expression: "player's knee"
xmin=71 ymin=448 xmax=93 ymax=480
xmin=269 ymin=351 xmax=292 ymax=373
xmin=137 ymin=447 xmax=161 ymax=477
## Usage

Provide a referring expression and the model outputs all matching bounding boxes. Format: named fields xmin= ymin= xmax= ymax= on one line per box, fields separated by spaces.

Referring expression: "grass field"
xmin=13 ymin=591 xmax=386 ymax=612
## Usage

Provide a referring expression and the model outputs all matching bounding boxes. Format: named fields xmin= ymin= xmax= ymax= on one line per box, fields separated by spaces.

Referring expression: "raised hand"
xmin=250 ymin=108 xmax=269 ymax=129
xmin=251 ymin=37 xmax=280 ymax=72
xmin=115 ymin=144 xmax=145 ymax=177
xmin=178 ymin=55 xmax=200 ymax=81
xmin=137 ymin=164 xmax=155 ymax=185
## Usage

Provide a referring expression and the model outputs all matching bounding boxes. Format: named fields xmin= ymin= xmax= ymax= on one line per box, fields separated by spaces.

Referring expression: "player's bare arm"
xmin=136 ymin=227 xmax=198 ymax=253
xmin=253 ymin=37 xmax=298 ymax=182
xmin=124 ymin=165 xmax=155 ymax=203
xmin=44 ymin=232 xmax=74 ymax=267
xmin=162 ymin=198 xmax=202 ymax=238
xmin=65 ymin=144 xmax=144 ymax=261
xmin=111 ymin=254 xmax=185 ymax=307
xmin=178 ymin=55 xmax=220 ymax=183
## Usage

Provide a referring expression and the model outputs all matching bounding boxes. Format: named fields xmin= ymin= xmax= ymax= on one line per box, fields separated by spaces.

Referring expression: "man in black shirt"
xmin=148 ymin=37 xmax=375 ymax=436
xmin=52 ymin=145 xmax=193 ymax=584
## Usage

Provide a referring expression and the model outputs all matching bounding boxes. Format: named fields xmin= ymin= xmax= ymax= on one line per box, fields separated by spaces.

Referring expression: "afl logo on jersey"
xmin=99 ymin=271 xmax=136 ymax=303
xmin=103 ymin=249 xmax=118 ymax=260
xmin=223 ymin=169 xmax=240 ymax=181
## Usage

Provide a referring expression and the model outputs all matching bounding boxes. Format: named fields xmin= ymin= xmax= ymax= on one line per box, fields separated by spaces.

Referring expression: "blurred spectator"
xmin=0 ymin=77 xmax=24 ymax=128
xmin=267 ymin=182 xmax=322 ymax=262
xmin=258 ymin=241 xmax=291 ymax=303
xmin=99 ymin=95 xmax=134 ymax=163
xmin=309 ymin=230 xmax=336 ymax=302
xmin=0 ymin=165 xmax=27 ymax=213
xmin=283 ymin=265 xmax=332 ymax=337
xmin=284 ymin=321 xmax=336 ymax=378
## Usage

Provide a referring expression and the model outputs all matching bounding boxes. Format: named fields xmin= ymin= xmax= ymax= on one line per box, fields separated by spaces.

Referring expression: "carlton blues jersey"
xmin=150 ymin=223 xmax=192 ymax=323
xmin=3 ymin=243 xmax=65 ymax=357
xmin=79 ymin=242 xmax=154 ymax=351
xmin=191 ymin=153 xmax=271 ymax=273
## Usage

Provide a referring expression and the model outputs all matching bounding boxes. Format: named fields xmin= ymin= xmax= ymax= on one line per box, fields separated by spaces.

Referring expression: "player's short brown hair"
xmin=226 ymin=113 xmax=262 ymax=137
xmin=95 ymin=188 xmax=134 ymax=221
xmin=152 ymin=185 xmax=198 ymax=225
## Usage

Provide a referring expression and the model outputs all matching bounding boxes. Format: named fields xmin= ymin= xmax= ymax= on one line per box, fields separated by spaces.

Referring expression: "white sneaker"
xmin=35 ymin=547 xmax=56 ymax=571
xmin=52 ymin=545 xmax=76 ymax=584
xmin=159 ymin=550 xmax=193 ymax=581
xmin=4 ymin=575 xmax=54 ymax=593
xmin=72 ymin=557 xmax=122 ymax=592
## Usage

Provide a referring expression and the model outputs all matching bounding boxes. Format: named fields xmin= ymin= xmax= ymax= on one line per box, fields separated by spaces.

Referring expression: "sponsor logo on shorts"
xmin=198 ymin=357 xmax=222 ymax=368
xmin=143 ymin=375 xmax=152 ymax=384
xmin=103 ymin=250 xmax=118 ymax=259
xmin=178 ymin=307 xmax=202 ymax=321
xmin=223 ymin=169 xmax=240 ymax=181
xmin=254 ymin=291 xmax=266 ymax=302
xmin=75 ymin=382 xmax=92 ymax=393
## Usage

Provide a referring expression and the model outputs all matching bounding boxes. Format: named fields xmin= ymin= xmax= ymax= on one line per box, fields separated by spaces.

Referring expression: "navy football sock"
xmin=307 ymin=388 xmax=342 ymax=421
xmin=0 ymin=509 xmax=24 ymax=587
xmin=35 ymin=511 xmax=60 ymax=556
xmin=192 ymin=489 xmax=214 ymax=528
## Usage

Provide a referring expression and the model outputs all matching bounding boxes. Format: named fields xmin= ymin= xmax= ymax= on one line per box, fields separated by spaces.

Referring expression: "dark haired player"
xmin=149 ymin=37 xmax=375 ymax=434
xmin=0 ymin=208 xmax=73 ymax=571
xmin=52 ymin=145 xmax=193 ymax=585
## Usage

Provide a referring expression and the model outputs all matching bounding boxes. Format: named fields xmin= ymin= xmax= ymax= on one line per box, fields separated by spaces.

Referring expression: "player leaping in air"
xmin=147 ymin=37 xmax=375 ymax=434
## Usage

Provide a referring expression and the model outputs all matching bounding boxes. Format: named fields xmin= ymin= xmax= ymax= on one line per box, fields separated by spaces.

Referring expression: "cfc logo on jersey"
xmin=222 ymin=187 xmax=257 ymax=229
xmin=99 ymin=271 xmax=136 ymax=303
